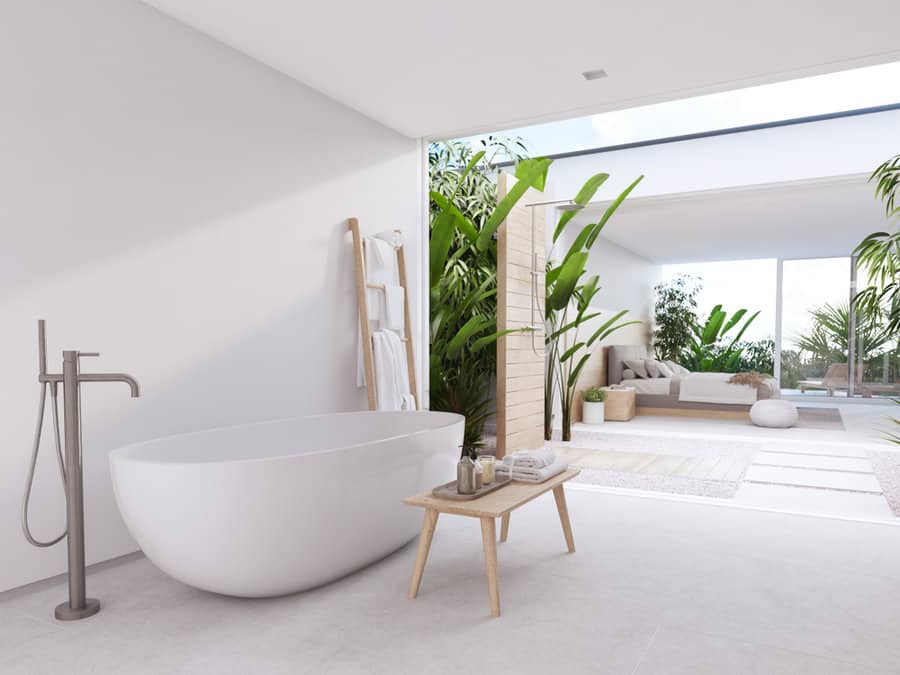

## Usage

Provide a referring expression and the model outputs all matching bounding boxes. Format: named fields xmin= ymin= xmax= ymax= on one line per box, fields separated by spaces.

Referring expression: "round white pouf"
xmin=750 ymin=399 xmax=798 ymax=428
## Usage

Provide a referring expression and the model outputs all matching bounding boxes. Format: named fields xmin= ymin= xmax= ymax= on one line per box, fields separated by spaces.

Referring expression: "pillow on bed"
xmin=624 ymin=359 xmax=649 ymax=378
xmin=644 ymin=359 xmax=663 ymax=378
xmin=664 ymin=360 xmax=690 ymax=376
xmin=656 ymin=361 xmax=675 ymax=378
xmin=622 ymin=368 xmax=636 ymax=380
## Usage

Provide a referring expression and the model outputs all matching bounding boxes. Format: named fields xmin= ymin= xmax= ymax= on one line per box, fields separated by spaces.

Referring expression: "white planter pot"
xmin=582 ymin=401 xmax=605 ymax=425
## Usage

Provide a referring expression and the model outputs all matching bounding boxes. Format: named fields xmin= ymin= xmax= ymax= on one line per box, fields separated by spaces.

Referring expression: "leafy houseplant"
xmin=683 ymin=304 xmax=760 ymax=373
xmin=428 ymin=137 xmax=529 ymax=446
xmin=854 ymin=154 xmax=900 ymax=337
xmin=855 ymin=154 xmax=900 ymax=443
xmin=583 ymin=386 xmax=606 ymax=403
xmin=545 ymin=174 xmax=644 ymax=441
xmin=652 ymin=274 xmax=702 ymax=361
xmin=581 ymin=386 xmax=606 ymax=425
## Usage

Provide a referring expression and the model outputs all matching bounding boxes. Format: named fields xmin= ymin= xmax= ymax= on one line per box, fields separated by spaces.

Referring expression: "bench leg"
xmin=500 ymin=513 xmax=510 ymax=543
xmin=480 ymin=517 xmax=501 ymax=617
xmin=553 ymin=485 xmax=575 ymax=553
xmin=409 ymin=509 xmax=439 ymax=599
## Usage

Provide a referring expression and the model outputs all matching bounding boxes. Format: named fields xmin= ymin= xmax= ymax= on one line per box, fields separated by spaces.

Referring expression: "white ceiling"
xmin=141 ymin=0 xmax=900 ymax=139
xmin=574 ymin=175 xmax=888 ymax=264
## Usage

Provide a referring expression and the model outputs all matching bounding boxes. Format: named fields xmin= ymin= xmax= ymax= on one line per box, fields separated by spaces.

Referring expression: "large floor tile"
xmin=635 ymin=627 xmax=900 ymax=675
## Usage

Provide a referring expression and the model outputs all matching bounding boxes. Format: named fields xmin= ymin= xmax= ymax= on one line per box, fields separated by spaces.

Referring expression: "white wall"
xmin=549 ymin=109 xmax=900 ymax=199
xmin=0 ymin=1 xmax=422 ymax=591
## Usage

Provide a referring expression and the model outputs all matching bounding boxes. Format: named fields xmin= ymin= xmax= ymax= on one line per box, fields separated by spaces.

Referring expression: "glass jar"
xmin=477 ymin=455 xmax=496 ymax=484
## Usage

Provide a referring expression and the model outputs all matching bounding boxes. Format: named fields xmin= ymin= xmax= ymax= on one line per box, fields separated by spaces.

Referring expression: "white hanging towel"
xmin=363 ymin=235 xmax=399 ymax=326
xmin=382 ymin=284 xmax=405 ymax=332
xmin=371 ymin=330 xmax=416 ymax=411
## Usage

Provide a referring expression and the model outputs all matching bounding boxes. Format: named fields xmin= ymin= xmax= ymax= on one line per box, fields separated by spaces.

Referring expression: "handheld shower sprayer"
xmin=22 ymin=320 xmax=67 ymax=547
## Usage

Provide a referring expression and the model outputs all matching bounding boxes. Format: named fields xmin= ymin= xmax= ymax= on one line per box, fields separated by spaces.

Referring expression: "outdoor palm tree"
xmin=794 ymin=302 xmax=895 ymax=367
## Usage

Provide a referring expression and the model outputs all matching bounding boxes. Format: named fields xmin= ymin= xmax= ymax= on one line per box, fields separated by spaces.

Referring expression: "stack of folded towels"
xmin=496 ymin=448 xmax=568 ymax=483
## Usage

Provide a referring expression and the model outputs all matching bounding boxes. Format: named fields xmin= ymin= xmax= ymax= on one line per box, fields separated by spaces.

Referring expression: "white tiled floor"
xmin=3 ymin=489 xmax=900 ymax=674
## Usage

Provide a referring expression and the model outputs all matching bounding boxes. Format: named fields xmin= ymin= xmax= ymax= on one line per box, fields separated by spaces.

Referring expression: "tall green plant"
xmin=652 ymin=274 xmax=702 ymax=361
xmin=429 ymin=141 xmax=545 ymax=446
xmin=544 ymin=175 xmax=644 ymax=441
xmin=683 ymin=304 xmax=760 ymax=372
xmin=855 ymin=154 xmax=900 ymax=336
xmin=856 ymin=154 xmax=900 ymax=442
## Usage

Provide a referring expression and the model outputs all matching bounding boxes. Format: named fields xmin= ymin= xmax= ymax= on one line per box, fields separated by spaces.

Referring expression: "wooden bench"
xmin=403 ymin=468 xmax=580 ymax=617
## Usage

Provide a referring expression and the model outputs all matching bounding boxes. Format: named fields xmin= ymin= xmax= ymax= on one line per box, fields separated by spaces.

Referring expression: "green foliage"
xmin=652 ymin=274 xmax=702 ymax=361
xmin=794 ymin=302 xmax=894 ymax=365
xmin=779 ymin=348 xmax=808 ymax=389
xmin=870 ymin=153 xmax=900 ymax=218
xmin=545 ymin=176 xmax=644 ymax=441
xmin=737 ymin=338 xmax=775 ymax=374
xmin=428 ymin=136 xmax=533 ymax=446
xmin=582 ymin=387 xmax=606 ymax=403
xmin=854 ymin=154 xmax=900 ymax=339
xmin=683 ymin=304 xmax=760 ymax=373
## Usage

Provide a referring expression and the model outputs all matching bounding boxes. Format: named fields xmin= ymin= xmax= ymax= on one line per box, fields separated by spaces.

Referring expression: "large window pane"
xmin=781 ymin=258 xmax=851 ymax=394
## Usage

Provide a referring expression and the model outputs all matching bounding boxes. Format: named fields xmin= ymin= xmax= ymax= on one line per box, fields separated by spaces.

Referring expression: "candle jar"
xmin=477 ymin=456 xmax=496 ymax=484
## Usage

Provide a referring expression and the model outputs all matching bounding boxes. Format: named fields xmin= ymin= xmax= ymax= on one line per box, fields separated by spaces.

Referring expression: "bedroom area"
xmin=461 ymin=70 xmax=900 ymax=523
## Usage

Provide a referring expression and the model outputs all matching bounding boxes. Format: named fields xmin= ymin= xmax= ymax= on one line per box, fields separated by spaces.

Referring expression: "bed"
xmin=606 ymin=345 xmax=778 ymax=418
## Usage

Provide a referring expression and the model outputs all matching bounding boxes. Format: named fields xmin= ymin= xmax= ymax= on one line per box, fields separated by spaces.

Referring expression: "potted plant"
xmin=582 ymin=387 xmax=606 ymax=425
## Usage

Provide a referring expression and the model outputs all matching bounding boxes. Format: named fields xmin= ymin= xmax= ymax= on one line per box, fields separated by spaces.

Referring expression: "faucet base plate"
xmin=54 ymin=598 xmax=100 ymax=621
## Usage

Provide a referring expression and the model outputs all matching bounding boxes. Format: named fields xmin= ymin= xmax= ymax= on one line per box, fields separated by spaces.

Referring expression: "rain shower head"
xmin=524 ymin=199 xmax=585 ymax=211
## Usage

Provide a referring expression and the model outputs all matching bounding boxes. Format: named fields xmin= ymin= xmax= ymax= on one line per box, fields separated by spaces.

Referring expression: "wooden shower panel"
xmin=496 ymin=173 xmax=546 ymax=457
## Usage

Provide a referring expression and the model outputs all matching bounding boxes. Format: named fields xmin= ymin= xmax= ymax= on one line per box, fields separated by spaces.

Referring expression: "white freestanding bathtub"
xmin=109 ymin=411 xmax=463 ymax=598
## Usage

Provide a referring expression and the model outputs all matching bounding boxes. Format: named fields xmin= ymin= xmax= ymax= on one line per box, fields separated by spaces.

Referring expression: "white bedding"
xmin=678 ymin=372 xmax=757 ymax=405
xmin=620 ymin=377 xmax=672 ymax=395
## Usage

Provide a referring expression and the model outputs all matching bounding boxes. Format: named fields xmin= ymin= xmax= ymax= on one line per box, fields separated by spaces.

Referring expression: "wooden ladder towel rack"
xmin=348 ymin=217 xmax=419 ymax=411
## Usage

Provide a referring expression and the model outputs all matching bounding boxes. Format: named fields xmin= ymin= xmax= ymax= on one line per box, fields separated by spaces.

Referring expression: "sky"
xmin=460 ymin=61 xmax=900 ymax=157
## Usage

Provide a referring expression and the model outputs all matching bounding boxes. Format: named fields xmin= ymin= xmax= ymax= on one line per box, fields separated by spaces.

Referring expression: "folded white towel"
xmin=496 ymin=457 xmax=568 ymax=483
xmin=382 ymin=284 xmax=405 ymax=332
xmin=500 ymin=448 xmax=556 ymax=469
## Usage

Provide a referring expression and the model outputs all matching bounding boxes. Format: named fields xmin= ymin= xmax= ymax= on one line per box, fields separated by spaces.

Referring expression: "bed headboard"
xmin=606 ymin=344 xmax=649 ymax=385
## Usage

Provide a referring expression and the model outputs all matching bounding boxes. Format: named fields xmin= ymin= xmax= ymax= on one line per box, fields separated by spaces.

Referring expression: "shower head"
xmin=524 ymin=199 xmax=585 ymax=211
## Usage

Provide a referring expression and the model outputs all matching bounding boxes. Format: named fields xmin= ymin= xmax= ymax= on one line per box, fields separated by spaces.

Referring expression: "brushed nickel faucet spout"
xmin=78 ymin=373 xmax=140 ymax=397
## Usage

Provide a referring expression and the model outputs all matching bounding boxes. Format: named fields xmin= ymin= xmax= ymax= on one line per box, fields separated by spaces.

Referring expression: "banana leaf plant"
xmin=430 ymin=155 xmax=552 ymax=444
xmin=683 ymin=304 xmax=760 ymax=372
xmin=544 ymin=174 xmax=644 ymax=441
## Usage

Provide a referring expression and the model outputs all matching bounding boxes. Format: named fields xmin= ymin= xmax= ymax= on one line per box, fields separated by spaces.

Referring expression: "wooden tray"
xmin=431 ymin=477 xmax=511 ymax=501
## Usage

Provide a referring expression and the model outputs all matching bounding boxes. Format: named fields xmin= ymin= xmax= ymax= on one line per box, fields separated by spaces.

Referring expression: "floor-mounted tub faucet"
xmin=23 ymin=320 xmax=139 ymax=621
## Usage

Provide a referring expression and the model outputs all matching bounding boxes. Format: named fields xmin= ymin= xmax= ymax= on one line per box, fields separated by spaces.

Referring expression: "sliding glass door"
xmin=780 ymin=256 xmax=899 ymax=398
xmin=780 ymin=257 xmax=851 ymax=395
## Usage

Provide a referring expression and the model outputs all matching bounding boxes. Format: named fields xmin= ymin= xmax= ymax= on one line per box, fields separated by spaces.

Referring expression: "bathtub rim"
xmin=108 ymin=410 xmax=464 ymax=467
